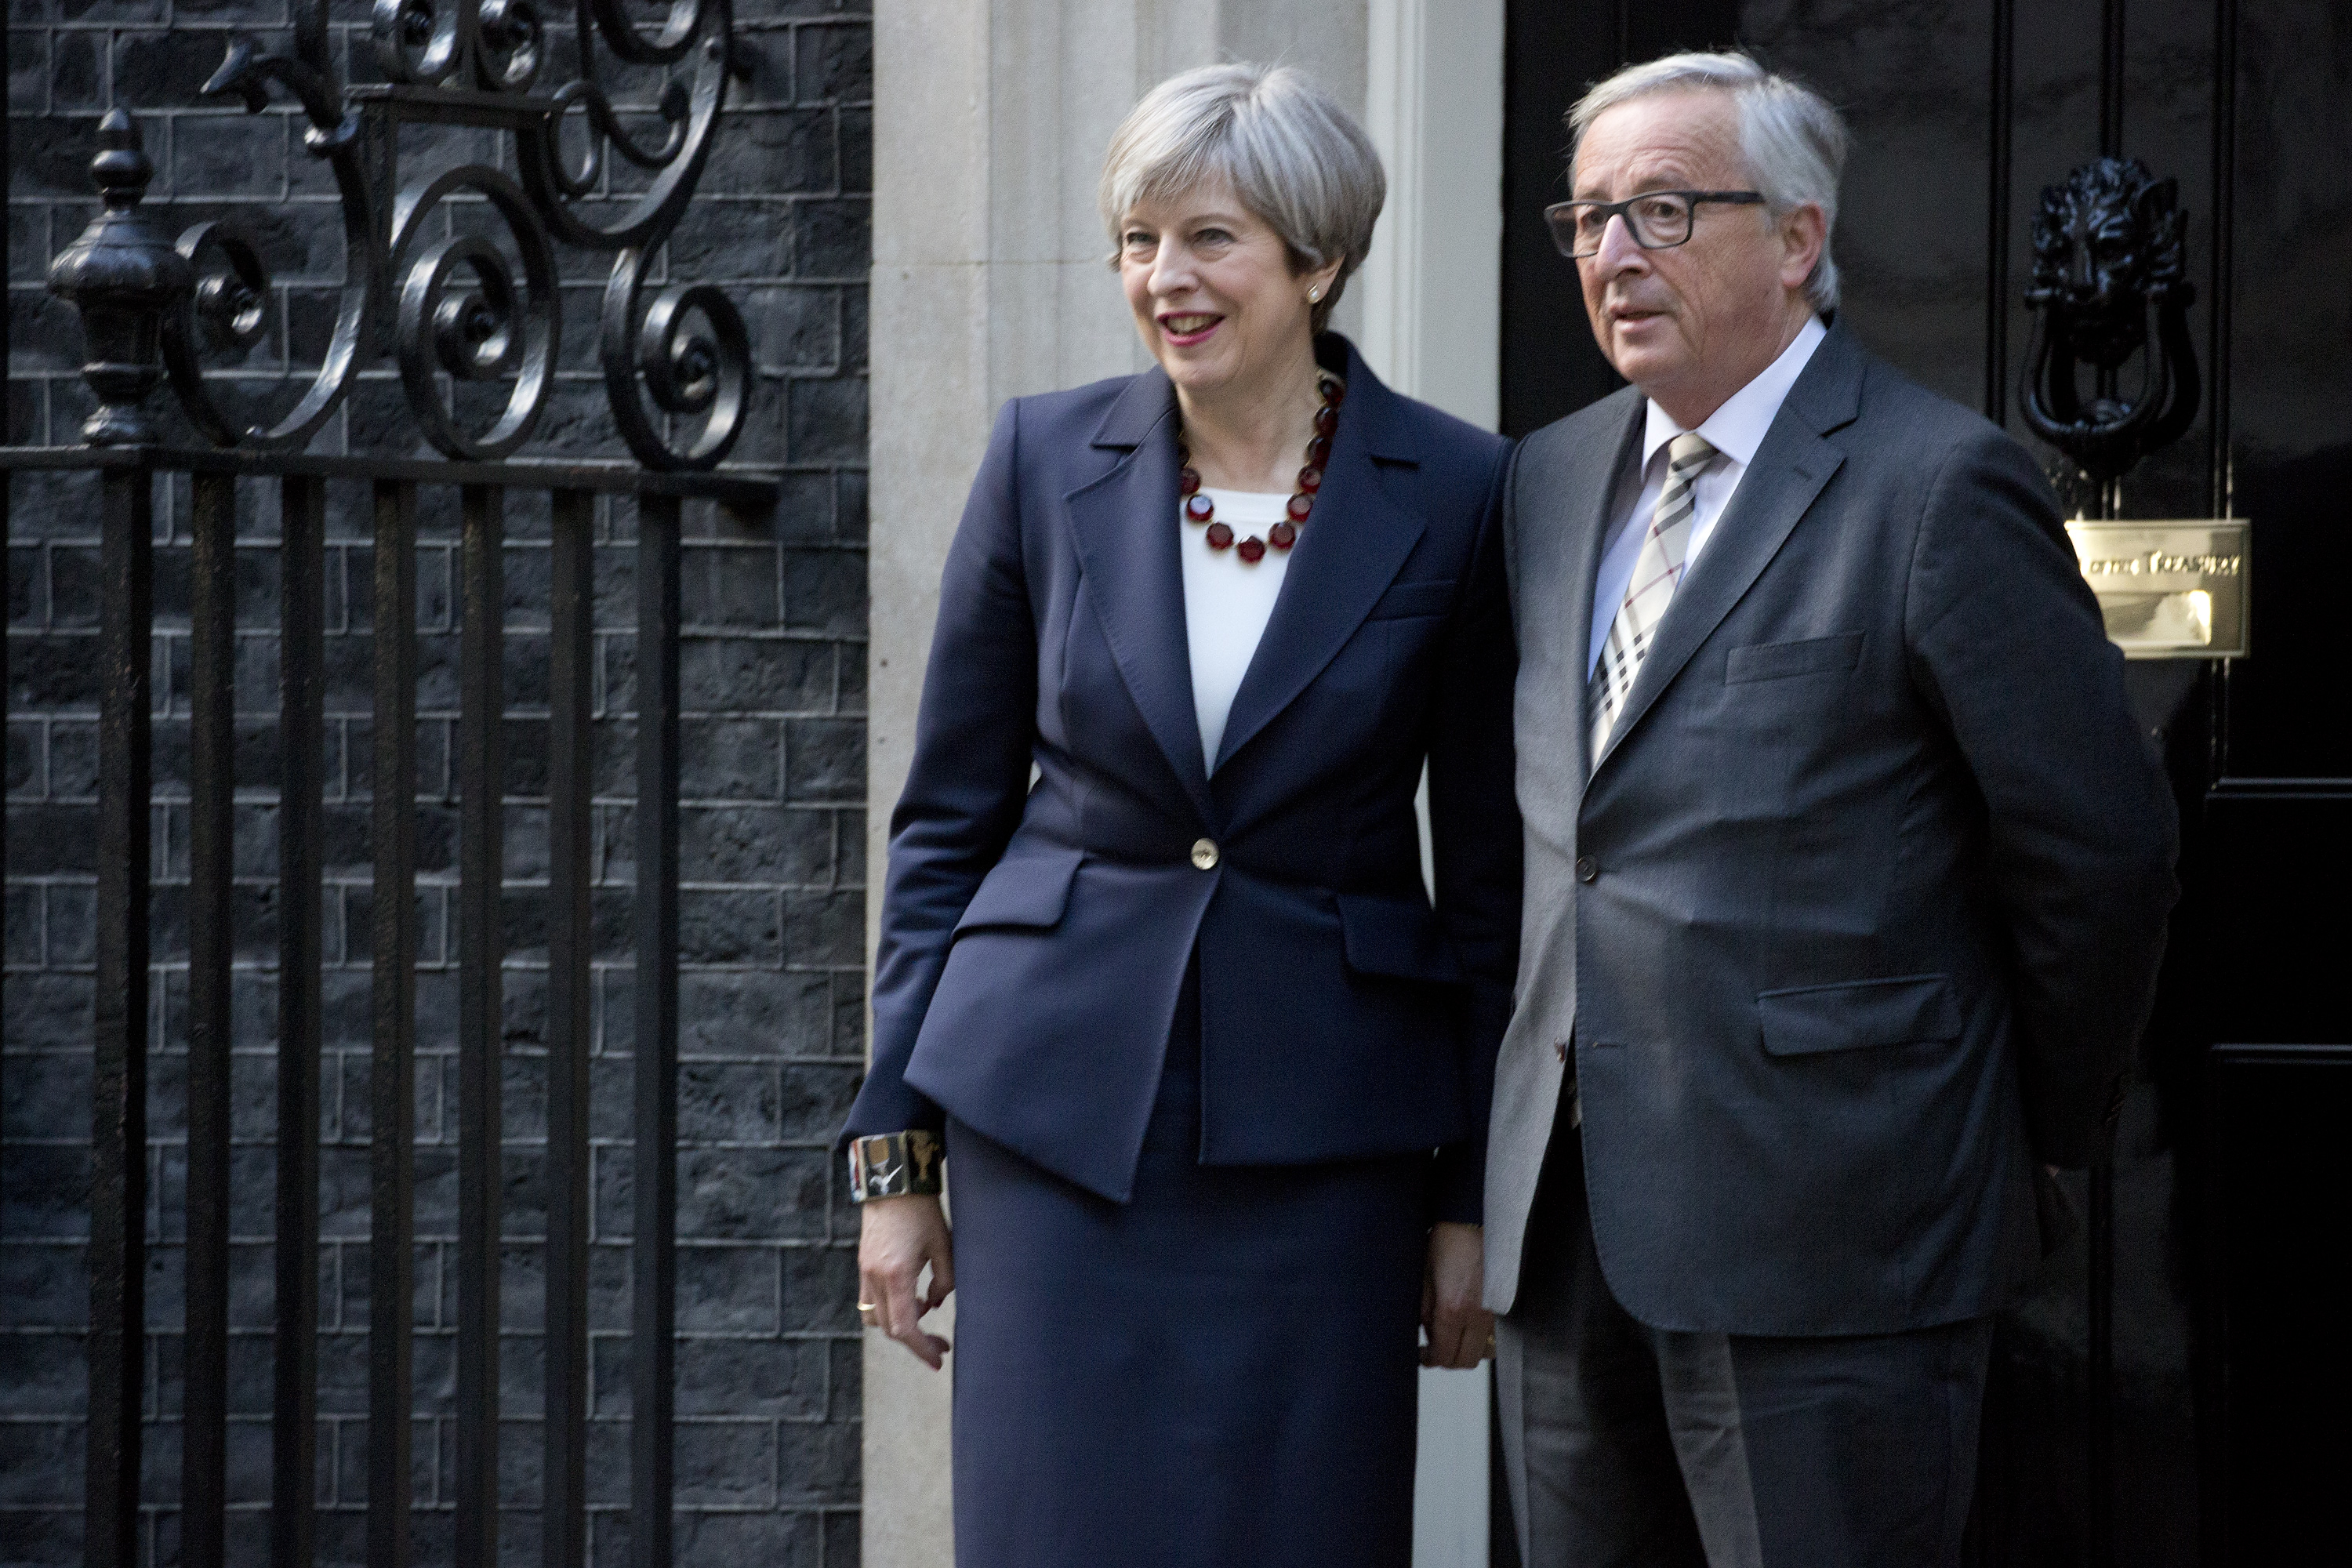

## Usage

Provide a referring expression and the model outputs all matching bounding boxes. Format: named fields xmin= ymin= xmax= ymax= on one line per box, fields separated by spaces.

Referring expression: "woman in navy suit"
xmin=840 ymin=61 xmax=1519 ymax=1568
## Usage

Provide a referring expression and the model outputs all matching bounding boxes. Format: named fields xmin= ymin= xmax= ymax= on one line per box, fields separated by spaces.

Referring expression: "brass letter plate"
xmin=2064 ymin=520 xmax=2249 ymax=659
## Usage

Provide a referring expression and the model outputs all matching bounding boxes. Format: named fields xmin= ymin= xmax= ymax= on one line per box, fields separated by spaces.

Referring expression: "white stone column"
xmin=1357 ymin=0 xmax=1505 ymax=429
xmin=864 ymin=4 xmax=1498 ymax=1561
xmin=1355 ymin=3 xmax=1508 ymax=1564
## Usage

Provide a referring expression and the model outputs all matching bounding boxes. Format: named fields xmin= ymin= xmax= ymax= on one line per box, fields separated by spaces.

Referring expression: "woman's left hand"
xmin=1421 ymin=1221 xmax=1494 ymax=1369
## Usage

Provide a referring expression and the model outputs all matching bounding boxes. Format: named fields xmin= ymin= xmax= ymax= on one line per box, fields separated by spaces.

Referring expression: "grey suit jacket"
xmin=1485 ymin=325 xmax=2179 ymax=1334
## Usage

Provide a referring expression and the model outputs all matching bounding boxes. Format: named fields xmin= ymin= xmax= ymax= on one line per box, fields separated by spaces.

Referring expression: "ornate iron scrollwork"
xmin=49 ymin=0 xmax=753 ymax=470
xmin=2020 ymin=156 xmax=2200 ymax=487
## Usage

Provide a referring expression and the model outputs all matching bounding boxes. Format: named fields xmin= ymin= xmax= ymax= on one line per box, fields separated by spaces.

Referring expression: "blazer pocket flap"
xmin=1757 ymin=973 xmax=1960 ymax=1056
xmin=1367 ymin=578 xmax=1458 ymax=619
xmin=953 ymin=848 xmax=1084 ymax=935
xmin=1337 ymin=892 xmax=1465 ymax=983
xmin=1726 ymin=631 xmax=1864 ymax=684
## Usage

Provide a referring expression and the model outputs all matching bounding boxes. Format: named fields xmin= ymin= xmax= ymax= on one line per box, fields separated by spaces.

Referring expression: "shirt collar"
xmin=1640 ymin=314 xmax=1828 ymax=472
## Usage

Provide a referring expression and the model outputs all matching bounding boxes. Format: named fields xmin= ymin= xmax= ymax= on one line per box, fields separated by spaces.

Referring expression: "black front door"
xmin=1497 ymin=5 xmax=2352 ymax=1564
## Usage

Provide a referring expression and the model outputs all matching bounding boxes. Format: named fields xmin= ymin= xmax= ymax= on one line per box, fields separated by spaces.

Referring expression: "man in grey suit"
xmin=1485 ymin=51 xmax=2179 ymax=1567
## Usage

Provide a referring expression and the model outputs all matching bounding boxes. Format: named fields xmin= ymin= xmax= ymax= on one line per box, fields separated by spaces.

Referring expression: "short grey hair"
xmin=1569 ymin=51 xmax=1849 ymax=314
xmin=1100 ymin=62 xmax=1385 ymax=335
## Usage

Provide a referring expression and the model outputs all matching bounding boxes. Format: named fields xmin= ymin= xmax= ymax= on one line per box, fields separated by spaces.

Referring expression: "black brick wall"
xmin=0 ymin=3 xmax=871 ymax=1565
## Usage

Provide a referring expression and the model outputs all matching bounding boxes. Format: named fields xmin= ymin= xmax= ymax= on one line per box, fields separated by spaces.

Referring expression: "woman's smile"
xmin=1156 ymin=310 xmax=1224 ymax=345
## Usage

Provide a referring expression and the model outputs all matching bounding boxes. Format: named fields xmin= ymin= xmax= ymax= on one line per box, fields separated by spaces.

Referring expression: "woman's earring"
xmin=1308 ymin=285 xmax=1323 ymax=303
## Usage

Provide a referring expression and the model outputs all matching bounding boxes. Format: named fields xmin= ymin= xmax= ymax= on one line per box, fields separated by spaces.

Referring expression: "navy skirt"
xmin=946 ymin=966 xmax=1430 ymax=1568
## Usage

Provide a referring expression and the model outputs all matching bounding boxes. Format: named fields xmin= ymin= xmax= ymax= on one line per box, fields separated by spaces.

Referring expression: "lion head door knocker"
xmin=2021 ymin=158 xmax=2249 ymax=661
xmin=2020 ymin=157 xmax=2201 ymax=486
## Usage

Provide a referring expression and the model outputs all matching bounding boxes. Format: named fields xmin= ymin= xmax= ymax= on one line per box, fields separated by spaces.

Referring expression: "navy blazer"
xmin=842 ymin=337 xmax=1519 ymax=1220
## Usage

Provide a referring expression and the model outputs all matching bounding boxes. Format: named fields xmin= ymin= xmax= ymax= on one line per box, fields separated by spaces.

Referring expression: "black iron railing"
xmin=24 ymin=449 xmax=768 ymax=1568
xmin=6 ymin=0 xmax=780 ymax=1563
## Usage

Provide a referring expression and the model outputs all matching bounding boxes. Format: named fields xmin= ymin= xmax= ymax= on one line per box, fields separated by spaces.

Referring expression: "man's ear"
xmin=1779 ymin=203 xmax=1828 ymax=293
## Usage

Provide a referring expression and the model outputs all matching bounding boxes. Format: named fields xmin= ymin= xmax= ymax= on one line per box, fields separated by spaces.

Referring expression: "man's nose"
xmin=1591 ymin=212 xmax=1648 ymax=274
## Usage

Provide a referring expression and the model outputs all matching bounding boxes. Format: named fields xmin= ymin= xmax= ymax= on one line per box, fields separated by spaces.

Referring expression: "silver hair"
xmin=1100 ymin=62 xmax=1386 ymax=335
xmin=1569 ymin=51 xmax=1849 ymax=314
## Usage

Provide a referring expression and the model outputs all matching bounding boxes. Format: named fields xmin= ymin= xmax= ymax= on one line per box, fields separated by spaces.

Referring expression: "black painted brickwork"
xmin=0 ymin=3 xmax=872 ymax=1565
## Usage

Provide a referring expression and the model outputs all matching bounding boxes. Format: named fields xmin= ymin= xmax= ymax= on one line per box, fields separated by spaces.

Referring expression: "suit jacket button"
xmin=1574 ymin=855 xmax=1598 ymax=884
xmin=1190 ymin=838 xmax=1219 ymax=870
xmin=1554 ymin=1040 xmax=1569 ymax=1062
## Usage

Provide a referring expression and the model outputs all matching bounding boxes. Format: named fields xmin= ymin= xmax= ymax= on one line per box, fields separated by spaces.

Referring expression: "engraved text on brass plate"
xmin=2065 ymin=520 xmax=2249 ymax=659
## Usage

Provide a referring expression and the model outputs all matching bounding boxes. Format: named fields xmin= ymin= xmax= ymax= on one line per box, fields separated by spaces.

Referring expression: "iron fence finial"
xmin=47 ymin=110 xmax=194 ymax=447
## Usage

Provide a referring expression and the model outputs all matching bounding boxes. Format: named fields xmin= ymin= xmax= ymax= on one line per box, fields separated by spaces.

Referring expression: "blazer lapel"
xmin=1591 ymin=325 xmax=1866 ymax=777
xmin=1212 ymin=345 xmax=1426 ymax=772
xmin=1062 ymin=368 xmax=1218 ymax=824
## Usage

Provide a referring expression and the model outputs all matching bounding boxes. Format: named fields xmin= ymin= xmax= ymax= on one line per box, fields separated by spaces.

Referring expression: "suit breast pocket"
xmin=1726 ymin=631 xmax=1864 ymax=684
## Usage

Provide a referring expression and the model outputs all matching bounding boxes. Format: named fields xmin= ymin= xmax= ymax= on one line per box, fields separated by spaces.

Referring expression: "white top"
xmin=1179 ymin=488 xmax=1294 ymax=770
xmin=1587 ymin=314 xmax=1828 ymax=676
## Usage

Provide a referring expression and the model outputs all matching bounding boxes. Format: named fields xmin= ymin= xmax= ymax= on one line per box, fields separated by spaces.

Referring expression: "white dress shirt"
xmin=1586 ymin=314 xmax=1828 ymax=677
xmin=1179 ymin=488 xmax=1294 ymax=769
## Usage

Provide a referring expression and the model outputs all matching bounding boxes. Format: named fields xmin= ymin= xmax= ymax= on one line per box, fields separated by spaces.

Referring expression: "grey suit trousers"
xmin=1497 ymin=1128 xmax=1993 ymax=1568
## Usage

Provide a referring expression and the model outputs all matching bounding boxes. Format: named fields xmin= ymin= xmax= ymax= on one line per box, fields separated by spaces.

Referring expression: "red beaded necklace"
xmin=1178 ymin=372 xmax=1345 ymax=564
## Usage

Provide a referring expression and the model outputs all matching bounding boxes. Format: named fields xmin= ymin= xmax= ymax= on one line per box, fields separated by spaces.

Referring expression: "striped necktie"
xmin=1588 ymin=431 xmax=1716 ymax=768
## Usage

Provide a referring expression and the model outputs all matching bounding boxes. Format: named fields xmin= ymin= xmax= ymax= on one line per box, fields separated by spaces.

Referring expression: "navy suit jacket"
xmin=843 ymin=337 xmax=1520 ymax=1220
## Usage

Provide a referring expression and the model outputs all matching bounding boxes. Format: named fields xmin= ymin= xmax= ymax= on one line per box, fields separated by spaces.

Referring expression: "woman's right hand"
xmin=859 ymin=1193 xmax=956 ymax=1368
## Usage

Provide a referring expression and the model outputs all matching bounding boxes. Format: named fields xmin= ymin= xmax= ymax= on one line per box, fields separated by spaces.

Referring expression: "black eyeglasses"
xmin=1544 ymin=190 xmax=1767 ymax=259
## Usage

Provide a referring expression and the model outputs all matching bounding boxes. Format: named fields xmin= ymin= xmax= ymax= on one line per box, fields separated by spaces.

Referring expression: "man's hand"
xmin=1421 ymin=1221 xmax=1494 ymax=1369
xmin=858 ymin=1194 xmax=955 ymax=1368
